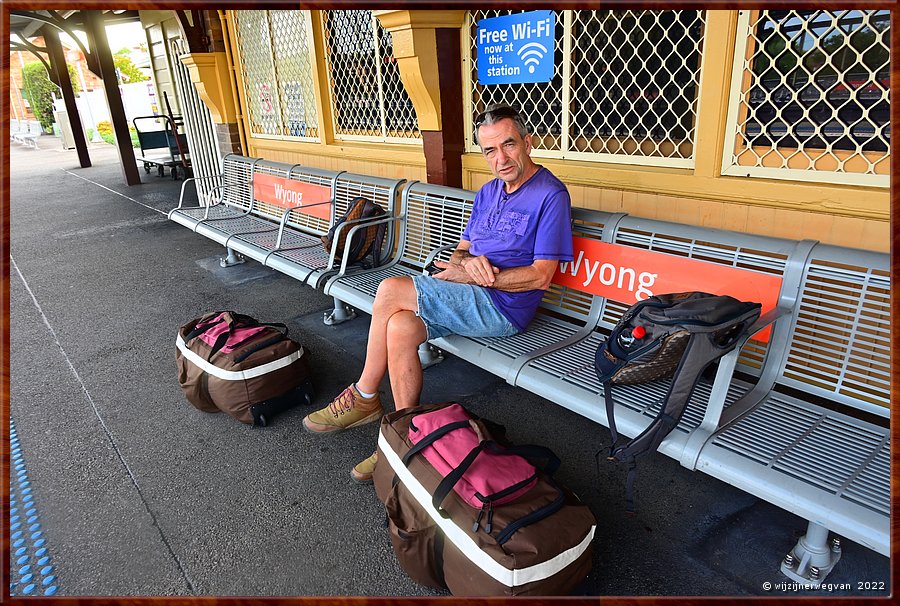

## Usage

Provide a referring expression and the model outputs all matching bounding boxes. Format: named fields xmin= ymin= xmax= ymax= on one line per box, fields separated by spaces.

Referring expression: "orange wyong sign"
xmin=555 ymin=238 xmax=782 ymax=342
xmin=253 ymin=173 xmax=332 ymax=221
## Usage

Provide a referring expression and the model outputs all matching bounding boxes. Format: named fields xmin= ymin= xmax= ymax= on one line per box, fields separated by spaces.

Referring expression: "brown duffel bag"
xmin=176 ymin=311 xmax=312 ymax=426
xmin=373 ymin=402 xmax=596 ymax=596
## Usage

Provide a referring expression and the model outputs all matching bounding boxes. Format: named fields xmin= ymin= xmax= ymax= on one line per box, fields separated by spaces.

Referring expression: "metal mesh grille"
xmin=469 ymin=10 xmax=567 ymax=152
xmin=468 ymin=10 xmax=705 ymax=167
xmin=401 ymin=186 xmax=472 ymax=267
xmin=782 ymin=258 xmax=890 ymax=409
xmin=724 ymin=10 xmax=890 ymax=185
xmin=269 ymin=11 xmax=319 ymax=138
xmin=233 ymin=11 xmax=319 ymax=141
xmin=323 ymin=10 xmax=420 ymax=141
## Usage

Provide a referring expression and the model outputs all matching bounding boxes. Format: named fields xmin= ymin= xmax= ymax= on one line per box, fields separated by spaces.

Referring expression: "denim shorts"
xmin=411 ymin=275 xmax=520 ymax=340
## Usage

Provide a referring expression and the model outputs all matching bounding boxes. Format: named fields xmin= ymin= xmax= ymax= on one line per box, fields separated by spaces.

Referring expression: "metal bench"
xmin=10 ymin=119 xmax=27 ymax=140
xmin=169 ymin=155 xmax=404 ymax=322
xmin=324 ymin=182 xmax=888 ymax=583
xmin=13 ymin=120 xmax=43 ymax=148
xmin=692 ymin=242 xmax=889 ymax=582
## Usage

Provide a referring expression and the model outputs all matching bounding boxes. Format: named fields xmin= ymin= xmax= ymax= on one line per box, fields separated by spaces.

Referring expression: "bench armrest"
xmin=701 ymin=305 xmax=792 ymax=425
xmin=679 ymin=304 xmax=794 ymax=469
xmin=423 ymin=243 xmax=459 ymax=270
xmin=745 ymin=306 xmax=790 ymax=340
xmin=176 ymin=174 xmax=224 ymax=210
xmin=273 ymin=198 xmax=336 ymax=248
xmin=201 ymin=181 xmax=255 ymax=219
xmin=332 ymin=214 xmax=405 ymax=276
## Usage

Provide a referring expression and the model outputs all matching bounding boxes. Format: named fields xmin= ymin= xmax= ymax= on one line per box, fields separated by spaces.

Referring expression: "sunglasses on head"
xmin=474 ymin=106 xmax=522 ymax=128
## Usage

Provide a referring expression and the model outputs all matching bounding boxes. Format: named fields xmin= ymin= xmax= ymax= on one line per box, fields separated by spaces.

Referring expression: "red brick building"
xmin=9 ymin=37 xmax=103 ymax=121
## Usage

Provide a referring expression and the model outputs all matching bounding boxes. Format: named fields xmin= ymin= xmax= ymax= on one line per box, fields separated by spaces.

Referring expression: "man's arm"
xmin=434 ymin=240 xmax=558 ymax=292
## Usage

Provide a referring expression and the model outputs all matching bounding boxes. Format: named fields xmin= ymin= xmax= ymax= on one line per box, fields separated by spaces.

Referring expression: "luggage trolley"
xmin=132 ymin=115 xmax=192 ymax=180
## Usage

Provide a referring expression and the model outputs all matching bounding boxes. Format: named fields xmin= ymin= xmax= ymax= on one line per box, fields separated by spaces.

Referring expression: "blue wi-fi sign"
xmin=476 ymin=11 xmax=555 ymax=85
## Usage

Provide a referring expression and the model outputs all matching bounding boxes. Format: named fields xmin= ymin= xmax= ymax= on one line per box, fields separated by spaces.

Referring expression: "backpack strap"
xmin=603 ymin=380 xmax=622 ymax=456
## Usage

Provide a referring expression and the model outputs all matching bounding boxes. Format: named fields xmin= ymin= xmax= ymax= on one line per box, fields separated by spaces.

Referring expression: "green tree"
xmin=67 ymin=63 xmax=81 ymax=94
xmin=21 ymin=61 xmax=81 ymax=131
xmin=22 ymin=62 xmax=56 ymax=131
xmin=113 ymin=48 xmax=149 ymax=83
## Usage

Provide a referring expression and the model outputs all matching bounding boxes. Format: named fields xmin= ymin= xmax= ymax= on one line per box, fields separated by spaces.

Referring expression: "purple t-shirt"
xmin=461 ymin=166 xmax=574 ymax=331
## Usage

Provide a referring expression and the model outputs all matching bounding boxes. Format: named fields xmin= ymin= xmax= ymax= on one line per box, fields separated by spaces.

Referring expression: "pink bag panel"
xmin=409 ymin=404 xmax=537 ymax=508
xmin=197 ymin=313 xmax=268 ymax=353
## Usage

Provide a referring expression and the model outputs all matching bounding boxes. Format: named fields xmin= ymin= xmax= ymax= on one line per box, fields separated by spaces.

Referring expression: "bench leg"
xmin=780 ymin=521 xmax=842 ymax=586
xmin=219 ymin=247 xmax=246 ymax=268
xmin=323 ymin=297 xmax=356 ymax=326
xmin=418 ymin=342 xmax=444 ymax=369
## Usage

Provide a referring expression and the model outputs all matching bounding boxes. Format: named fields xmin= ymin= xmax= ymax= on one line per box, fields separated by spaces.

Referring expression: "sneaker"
xmin=302 ymin=384 xmax=382 ymax=433
xmin=351 ymin=451 xmax=378 ymax=484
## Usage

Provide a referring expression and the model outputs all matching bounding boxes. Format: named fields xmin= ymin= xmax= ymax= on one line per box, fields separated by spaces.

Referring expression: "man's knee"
xmin=385 ymin=310 xmax=427 ymax=349
xmin=373 ymin=276 xmax=416 ymax=314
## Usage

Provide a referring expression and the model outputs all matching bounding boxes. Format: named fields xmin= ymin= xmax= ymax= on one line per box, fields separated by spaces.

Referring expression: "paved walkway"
xmin=6 ymin=138 xmax=890 ymax=597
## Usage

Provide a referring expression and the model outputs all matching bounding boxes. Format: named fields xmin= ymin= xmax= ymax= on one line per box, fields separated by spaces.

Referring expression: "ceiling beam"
xmin=9 ymin=40 xmax=56 ymax=85
xmin=10 ymin=9 xmax=100 ymax=75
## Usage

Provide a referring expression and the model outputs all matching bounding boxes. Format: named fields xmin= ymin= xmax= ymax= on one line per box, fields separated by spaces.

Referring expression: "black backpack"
xmin=594 ymin=292 xmax=762 ymax=512
xmin=320 ymin=196 xmax=387 ymax=268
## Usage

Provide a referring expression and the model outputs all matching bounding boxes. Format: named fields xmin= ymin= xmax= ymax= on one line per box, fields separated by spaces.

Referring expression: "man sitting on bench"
xmin=302 ymin=104 xmax=574 ymax=482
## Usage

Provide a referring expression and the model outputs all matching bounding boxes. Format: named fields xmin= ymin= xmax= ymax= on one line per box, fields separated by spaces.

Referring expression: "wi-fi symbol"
xmin=517 ymin=42 xmax=548 ymax=74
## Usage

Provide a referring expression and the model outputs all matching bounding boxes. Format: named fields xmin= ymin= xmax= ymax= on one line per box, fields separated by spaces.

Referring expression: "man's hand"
xmin=459 ymin=254 xmax=500 ymax=286
xmin=431 ymin=259 xmax=498 ymax=286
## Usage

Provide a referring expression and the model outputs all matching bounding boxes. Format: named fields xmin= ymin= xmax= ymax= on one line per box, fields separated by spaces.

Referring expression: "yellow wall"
xmin=223 ymin=9 xmax=889 ymax=253
xmin=244 ymin=139 xmax=427 ymax=182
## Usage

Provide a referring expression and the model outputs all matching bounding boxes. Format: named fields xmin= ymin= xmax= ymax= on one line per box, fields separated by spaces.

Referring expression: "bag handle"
xmin=184 ymin=313 xmax=229 ymax=341
xmin=185 ymin=312 xmax=289 ymax=360
xmin=431 ymin=440 xmax=560 ymax=515
xmin=401 ymin=420 xmax=470 ymax=467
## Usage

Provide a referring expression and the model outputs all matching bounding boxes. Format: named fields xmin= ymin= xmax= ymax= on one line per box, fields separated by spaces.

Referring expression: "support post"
xmin=323 ymin=298 xmax=356 ymax=326
xmin=42 ymin=26 xmax=90 ymax=168
xmin=418 ymin=342 xmax=444 ymax=369
xmin=780 ymin=521 xmax=842 ymax=586
xmin=374 ymin=11 xmax=467 ymax=186
xmin=83 ymin=10 xmax=141 ymax=186
xmin=219 ymin=247 xmax=245 ymax=267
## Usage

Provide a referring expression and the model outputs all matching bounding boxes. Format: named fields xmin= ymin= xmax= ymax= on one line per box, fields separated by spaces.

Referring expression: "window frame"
xmin=321 ymin=10 xmax=421 ymax=145
xmin=232 ymin=10 xmax=321 ymax=143
xmin=720 ymin=9 xmax=889 ymax=188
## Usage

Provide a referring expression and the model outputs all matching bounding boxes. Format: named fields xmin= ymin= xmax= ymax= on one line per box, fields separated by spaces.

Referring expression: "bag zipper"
xmin=474 ymin=473 xmax=537 ymax=505
xmin=470 ymin=474 xmax=537 ymax=534
xmin=232 ymin=333 xmax=290 ymax=363
xmin=494 ymin=485 xmax=566 ymax=546
xmin=226 ymin=327 xmax=277 ymax=352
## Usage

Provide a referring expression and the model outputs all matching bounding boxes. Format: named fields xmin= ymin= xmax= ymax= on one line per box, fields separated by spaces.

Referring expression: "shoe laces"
xmin=329 ymin=386 xmax=357 ymax=416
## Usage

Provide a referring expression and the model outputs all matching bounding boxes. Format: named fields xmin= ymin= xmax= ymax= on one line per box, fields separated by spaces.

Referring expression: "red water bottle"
xmin=618 ymin=325 xmax=646 ymax=349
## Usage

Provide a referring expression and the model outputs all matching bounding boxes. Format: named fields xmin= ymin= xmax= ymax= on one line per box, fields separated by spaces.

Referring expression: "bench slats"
xmin=701 ymin=392 xmax=889 ymax=555
xmin=779 ymin=252 xmax=890 ymax=414
xmin=170 ymin=155 xmax=403 ymax=289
